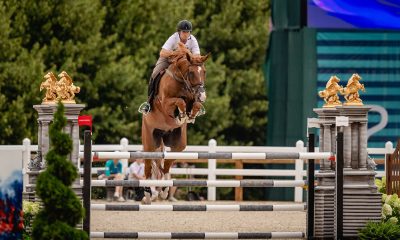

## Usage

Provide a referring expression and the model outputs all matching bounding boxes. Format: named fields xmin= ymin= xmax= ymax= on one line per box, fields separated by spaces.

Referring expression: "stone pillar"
xmin=322 ymin=124 xmax=332 ymax=171
xmin=41 ymin=120 xmax=50 ymax=163
xmin=359 ymin=122 xmax=368 ymax=170
xmin=343 ymin=126 xmax=352 ymax=169
xmin=25 ymin=104 xmax=85 ymax=201
xmin=33 ymin=104 xmax=85 ymax=166
xmin=351 ymin=123 xmax=359 ymax=169
xmin=313 ymin=108 xmax=338 ymax=238
xmin=313 ymin=105 xmax=381 ymax=239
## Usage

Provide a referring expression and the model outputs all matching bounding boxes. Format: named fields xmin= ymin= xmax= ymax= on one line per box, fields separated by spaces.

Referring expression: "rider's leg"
xmin=140 ymin=58 xmax=170 ymax=113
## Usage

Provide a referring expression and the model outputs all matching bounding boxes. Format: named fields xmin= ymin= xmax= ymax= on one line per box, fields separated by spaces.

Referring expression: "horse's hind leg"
xmin=161 ymin=126 xmax=187 ymax=200
xmin=141 ymin=121 xmax=162 ymax=204
xmin=159 ymin=159 xmax=174 ymax=200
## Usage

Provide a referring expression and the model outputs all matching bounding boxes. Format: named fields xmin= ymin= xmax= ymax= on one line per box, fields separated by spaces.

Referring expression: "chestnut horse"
xmin=141 ymin=44 xmax=209 ymax=203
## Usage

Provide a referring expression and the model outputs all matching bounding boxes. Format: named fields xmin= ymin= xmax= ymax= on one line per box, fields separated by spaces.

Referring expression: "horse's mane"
xmin=170 ymin=42 xmax=209 ymax=67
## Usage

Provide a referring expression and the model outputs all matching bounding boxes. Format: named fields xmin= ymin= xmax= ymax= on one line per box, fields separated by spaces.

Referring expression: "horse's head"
xmin=326 ymin=75 xmax=341 ymax=90
xmin=172 ymin=52 xmax=210 ymax=102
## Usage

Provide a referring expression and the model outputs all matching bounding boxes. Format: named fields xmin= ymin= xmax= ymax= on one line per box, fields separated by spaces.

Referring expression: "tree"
xmin=32 ymin=103 xmax=87 ymax=240
xmin=0 ymin=0 xmax=270 ymax=146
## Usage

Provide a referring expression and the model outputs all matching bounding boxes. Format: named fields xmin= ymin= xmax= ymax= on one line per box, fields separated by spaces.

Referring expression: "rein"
xmin=166 ymin=61 xmax=202 ymax=96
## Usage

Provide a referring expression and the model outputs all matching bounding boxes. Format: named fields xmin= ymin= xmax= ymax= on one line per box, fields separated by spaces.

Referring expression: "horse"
xmin=340 ymin=73 xmax=365 ymax=104
xmin=141 ymin=44 xmax=210 ymax=204
xmin=318 ymin=75 xmax=343 ymax=107
xmin=40 ymin=72 xmax=58 ymax=102
xmin=56 ymin=71 xmax=80 ymax=101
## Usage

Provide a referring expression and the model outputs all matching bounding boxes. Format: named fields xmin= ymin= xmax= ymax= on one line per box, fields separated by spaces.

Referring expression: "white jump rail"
xmin=79 ymin=151 xmax=333 ymax=160
xmin=6 ymin=138 xmax=393 ymax=202
xmin=91 ymin=203 xmax=307 ymax=211
xmin=90 ymin=231 xmax=305 ymax=239
xmin=86 ymin=179 xmax=306 ymax=188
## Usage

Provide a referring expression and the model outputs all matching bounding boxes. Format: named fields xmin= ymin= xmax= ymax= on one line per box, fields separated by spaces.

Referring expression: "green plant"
xmin=375 ymin=177 xmax=386 ymax=193
xmin=381 ymin=193 xmax=400 ymax=223
xmin=359 ymin=221 xmax=400 ymax=239
xmin=22 ymin=200 xmax=40 ymax=240
xmin=31 ymin=103 xmax=88 ymax=240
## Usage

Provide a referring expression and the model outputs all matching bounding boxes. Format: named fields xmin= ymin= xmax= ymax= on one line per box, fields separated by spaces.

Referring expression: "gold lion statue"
xmin=318 ymin=75 xmax=343 ymax=108
xmin=340 ymin=73 xmax=365 ymax=105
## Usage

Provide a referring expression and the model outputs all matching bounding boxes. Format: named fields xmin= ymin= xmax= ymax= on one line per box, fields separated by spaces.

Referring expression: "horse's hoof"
xmin=187 ymin=118 xmax=196 ymax=124
xmin=160 ymin=187 xmax=169 ymax=200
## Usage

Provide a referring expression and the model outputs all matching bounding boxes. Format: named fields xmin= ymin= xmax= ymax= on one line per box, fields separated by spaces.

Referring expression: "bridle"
xmin=166 ymin=56 xmax=205 ymax=101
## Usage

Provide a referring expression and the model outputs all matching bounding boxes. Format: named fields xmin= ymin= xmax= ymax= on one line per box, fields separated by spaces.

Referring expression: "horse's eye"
xmin=189 ymin=72 xmax=194 ymax=80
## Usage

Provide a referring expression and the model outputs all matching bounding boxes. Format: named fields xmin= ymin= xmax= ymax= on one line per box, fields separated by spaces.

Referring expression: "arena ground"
xmin=90 ymin=200 xmax=306 ymax=240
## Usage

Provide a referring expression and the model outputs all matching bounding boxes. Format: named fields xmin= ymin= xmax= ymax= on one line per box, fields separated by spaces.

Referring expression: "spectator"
xmin=128 ymin=159 xmax=146 ymax=201
xmin=166 ymin=162 xmax=178 ymax=202
xmin=99 ymin=158 xmax=125 ymax=202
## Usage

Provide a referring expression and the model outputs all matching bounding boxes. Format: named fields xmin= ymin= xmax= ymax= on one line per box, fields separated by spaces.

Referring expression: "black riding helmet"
xmin=177 ymin=20 xmax=192 ymax=32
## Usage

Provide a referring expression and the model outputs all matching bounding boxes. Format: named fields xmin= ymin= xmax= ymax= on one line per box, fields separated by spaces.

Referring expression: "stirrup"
xmin=138 ymin=102 xmax=151 ymax=115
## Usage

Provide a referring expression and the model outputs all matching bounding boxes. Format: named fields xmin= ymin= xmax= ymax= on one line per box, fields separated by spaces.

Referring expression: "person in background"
xmin=128 ymin=159 xmax=146 ymax=201
xmin=166 ymin=162 xmax=178 ymax=202
xmin=100 ymin=158 xmax=125 ymax=202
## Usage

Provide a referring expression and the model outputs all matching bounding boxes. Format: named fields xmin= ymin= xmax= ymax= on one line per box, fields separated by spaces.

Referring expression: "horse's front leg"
xmin=187 ymin=101 xmax=204 ymax=123
xmin=162 ymin=97 xmax=187 ymax=124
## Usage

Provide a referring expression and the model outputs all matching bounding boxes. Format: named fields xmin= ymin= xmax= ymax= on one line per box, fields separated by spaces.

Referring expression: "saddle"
xmin=148 ymin=70 xmax=166 ymax=107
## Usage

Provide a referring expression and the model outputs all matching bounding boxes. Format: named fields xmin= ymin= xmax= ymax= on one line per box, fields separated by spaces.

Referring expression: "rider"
xmin=139 ymin=19 xmax=201 ymax=114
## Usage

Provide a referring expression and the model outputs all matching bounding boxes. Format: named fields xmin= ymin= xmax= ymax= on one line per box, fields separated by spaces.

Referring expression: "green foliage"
xmin=381 ymin=193 xmax=400 ymax=224
xmin=32 ymin=103 xmax=88 ymax=240
xmin=23 ymin=201 xmax=40 ymax=240
xmin=359 ymin=221 xmax=400 ymax=240
xmin=375 ymin=177 xmax=386 ymax=194
xmin=0 ymin=0 xmax=270 ymax=146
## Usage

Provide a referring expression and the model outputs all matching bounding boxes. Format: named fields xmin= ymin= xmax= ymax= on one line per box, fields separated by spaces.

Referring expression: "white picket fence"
xmin=0 ymin=138 xmax=394 ymax=203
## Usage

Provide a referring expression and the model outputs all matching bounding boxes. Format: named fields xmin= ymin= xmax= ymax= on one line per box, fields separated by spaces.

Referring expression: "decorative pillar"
xmin=313 ymin=74 xmax=380 ymax=238
xmin=313 ymin=108 xmax=338 ymax=238
xmin=33 ymin=104 xmax=85 ymax=168
xmin=343 ymin=126 xmax=351 ymax=169
xmin=25 ymin=71 xmax=84 ymax=202
xmin=351 ymin=123 xmax=359 ymax=169
xmin=322 ymin=125 xmax=332 ymax=170
xmin=359 ymin=122 xmax=368 ymax=169
xmin=41 ymin=120 xmax=50 ymax=164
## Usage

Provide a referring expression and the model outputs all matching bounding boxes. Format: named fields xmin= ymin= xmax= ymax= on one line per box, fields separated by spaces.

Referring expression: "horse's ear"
xmin=201 ymin=53 xmax=211 ymax=62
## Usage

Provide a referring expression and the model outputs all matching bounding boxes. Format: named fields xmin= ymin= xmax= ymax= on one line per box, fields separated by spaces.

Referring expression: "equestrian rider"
xmin=139 ymin=19 xmax=201 ymax=113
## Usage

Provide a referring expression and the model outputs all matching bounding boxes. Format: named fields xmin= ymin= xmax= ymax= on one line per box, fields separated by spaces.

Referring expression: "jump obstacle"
xmin=82 ymin=131 xmax=343 ymax=239
xmin=91 ymin=204 xmax=306 ymax=211
xmin=88 ymin=179 xmax=306 ymax=187
xmin=90 ymin=232 xmax=306 ymax=239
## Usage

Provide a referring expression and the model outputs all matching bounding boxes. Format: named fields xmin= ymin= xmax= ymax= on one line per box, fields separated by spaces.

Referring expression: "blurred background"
xmin=2 ymin=0 xmax=400 ymax=202
xmin=0 ymin=0 xmax=269 ymax=146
